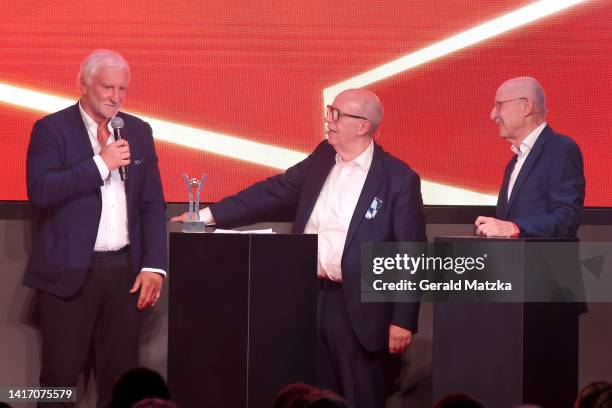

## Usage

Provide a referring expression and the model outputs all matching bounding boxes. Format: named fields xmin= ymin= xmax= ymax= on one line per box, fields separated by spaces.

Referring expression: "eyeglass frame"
xmin=493 ymin=97 xmax=528 ymax=112
xmin=326 ymin=105 xmax=369 ymax=122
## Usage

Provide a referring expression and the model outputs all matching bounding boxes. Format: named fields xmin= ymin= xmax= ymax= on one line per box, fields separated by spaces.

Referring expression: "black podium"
xmin=168 ymin=232 xmax=318 ymax=408
xmin=432 ymin=236 xmax=583 ymax=408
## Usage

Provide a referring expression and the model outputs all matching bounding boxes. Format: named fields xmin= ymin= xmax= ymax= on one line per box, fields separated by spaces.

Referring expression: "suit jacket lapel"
xmin=498 ymin=156 xmax=516 ymax=219
xmin=68 ymin=103 xmax=103 ymax=207
xmin=343 ymin=143 xmax=384 ymax=252
xmin=505 ymin=126 xmax=550 ymax=215
xmin=69 ymin=103 xmax=96 ymax=159
xmin=292 ymin=144 xmax=336 ymax=233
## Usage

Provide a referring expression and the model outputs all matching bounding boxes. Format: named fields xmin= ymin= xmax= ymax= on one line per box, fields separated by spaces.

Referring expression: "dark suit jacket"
xmin=210 ymin=141 xmax=427 ymax=351
xmin=24 ymin=103 xmax=167 ymax=298
xmin=496 ymin=125 xmax=585 ymax=237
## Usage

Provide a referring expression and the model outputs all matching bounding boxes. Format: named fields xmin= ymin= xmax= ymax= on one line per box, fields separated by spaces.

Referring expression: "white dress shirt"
xmin=507 ymin=122 xmax=546 ymax=202
xmin=198 ymin=141 xmax=374 ymax=282
xmin=304 ymin=140 xmax=374 ymax=282
xmin=80 ymin=103 xmax=165 ymax=276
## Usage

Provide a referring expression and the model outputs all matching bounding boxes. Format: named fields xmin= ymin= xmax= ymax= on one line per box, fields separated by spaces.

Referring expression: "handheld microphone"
xmin=110 ymin=116 xmax=128 ymax=182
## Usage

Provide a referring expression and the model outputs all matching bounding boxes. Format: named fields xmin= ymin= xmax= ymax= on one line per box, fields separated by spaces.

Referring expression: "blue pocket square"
xmin=365 ymin=197 xmax=382 ymax=219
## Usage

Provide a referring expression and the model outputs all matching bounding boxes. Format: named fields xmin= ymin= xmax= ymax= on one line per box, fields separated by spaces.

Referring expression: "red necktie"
xmin=97 ymin=121 xmax=110 ymax=147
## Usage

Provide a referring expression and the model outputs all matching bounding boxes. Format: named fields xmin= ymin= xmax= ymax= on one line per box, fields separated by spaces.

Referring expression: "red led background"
xmin=1 ymin=1 xmax=610 ymax=206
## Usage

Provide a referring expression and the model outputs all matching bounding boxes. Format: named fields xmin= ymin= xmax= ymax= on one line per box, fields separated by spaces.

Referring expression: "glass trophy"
xmin=182 ymin=173 xmax=207 ymax=232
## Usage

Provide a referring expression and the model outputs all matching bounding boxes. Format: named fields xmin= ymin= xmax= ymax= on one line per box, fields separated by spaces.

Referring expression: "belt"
xmin=92 ymin=245 xmax=130 ymax=259
xmin=317 ymin=278 xmax=343 ymax=289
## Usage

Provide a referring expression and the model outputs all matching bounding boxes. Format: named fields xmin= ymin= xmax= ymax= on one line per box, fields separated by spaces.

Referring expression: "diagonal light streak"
xmin=139 ymin=114 xmax=307 ymax=169
xmin=0 ymin=82 xmax=307 ymax=170
xmin=0 ymin=82 xmax=75 ymax=113
xmin=323 ymin=0 xmax=590 ymax=106
xmin=421 ymin=181 xmax=496 ymax=205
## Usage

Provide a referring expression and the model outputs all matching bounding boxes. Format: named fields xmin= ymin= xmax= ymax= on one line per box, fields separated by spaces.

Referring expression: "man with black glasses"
xmin=173 ymin=88 xmax=426 ymax=408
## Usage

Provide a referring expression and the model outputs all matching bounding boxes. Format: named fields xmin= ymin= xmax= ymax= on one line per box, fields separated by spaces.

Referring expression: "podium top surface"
xmin=434 ymin=236 xmax=579 ymax=243
xmin=170 ymin=231 xmax=316 ymax=237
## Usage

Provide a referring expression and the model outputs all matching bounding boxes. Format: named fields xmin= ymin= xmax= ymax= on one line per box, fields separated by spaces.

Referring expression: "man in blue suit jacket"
xmin=24 ymin=50 xmax=167 ymax=407
xmin=174 ymin=89 xmax=426 ymax=408
xmin=474 ymin=76 xmax=586 ymax=406
xmin=475 ymin=76 xmax=585 ymax=237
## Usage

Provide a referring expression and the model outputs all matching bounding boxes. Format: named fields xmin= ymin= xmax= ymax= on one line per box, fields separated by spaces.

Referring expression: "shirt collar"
xmin=78 ymin=100 xmax=111 ymax=133
xmin=335 ymin=139 xmax=374 ymax=172
xmin=511 ymin=122 xmax=546 ymax=156
xmin=79 ymin=101 xmax=96 ymax=128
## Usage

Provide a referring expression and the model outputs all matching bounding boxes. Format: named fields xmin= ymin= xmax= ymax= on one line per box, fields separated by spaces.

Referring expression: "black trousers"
xmin=315 ymin=285 xmax=400 ymax=408
xmin=37 ymin=249 xmax=144 ymax=408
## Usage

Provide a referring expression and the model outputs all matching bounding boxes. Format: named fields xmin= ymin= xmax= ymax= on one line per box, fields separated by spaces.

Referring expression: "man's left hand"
xmin=474 ymin=216 xmax=516 ymax=237
xmin=389 ymin=324 xmax=413 ymax=354
xmin=130 ymin=271 xmax=163 ymax=310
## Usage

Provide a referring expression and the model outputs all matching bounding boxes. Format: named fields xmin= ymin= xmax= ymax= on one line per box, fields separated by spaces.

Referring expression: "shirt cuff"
xmin=141 ymin=267 xmax=167 ymax=277
xmin=198 ymin=207 xmax=215 ymax=225
xmin=93 ymin=155 xmax=110 ymax=180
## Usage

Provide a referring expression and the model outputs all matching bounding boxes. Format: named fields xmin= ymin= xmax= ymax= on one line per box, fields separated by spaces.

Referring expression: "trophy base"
xmin=182 ymin=220 xmax=206 ymax=233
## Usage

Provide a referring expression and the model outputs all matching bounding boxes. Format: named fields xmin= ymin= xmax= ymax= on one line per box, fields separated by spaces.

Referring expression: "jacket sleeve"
xmin=390 ymin=172 xmax=427 ymax=332
xmin=138 ymin=122 xmax=167 ymax=271
xmin=210 ymin=144 xmax=321 ymax=228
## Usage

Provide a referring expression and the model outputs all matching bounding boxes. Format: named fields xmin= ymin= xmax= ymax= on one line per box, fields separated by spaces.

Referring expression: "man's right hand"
xmin=474 ymin=216 xmax=518 ymax=237
xmin=170 ymin=212 xmax=189 ymax=222
xmin=171 ymin=208 xmax=214 ymax=224
xmin=100 ymin=139 xmax=130 ymax=171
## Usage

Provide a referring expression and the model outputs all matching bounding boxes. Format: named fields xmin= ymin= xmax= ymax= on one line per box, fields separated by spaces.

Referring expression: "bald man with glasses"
xmin=475 ymin=76 xmax=585 ymax=238
xmin=473 ymin=77 xmax=586 ymax=406
xmin=173 ymin=88 xmax=426 ymax=408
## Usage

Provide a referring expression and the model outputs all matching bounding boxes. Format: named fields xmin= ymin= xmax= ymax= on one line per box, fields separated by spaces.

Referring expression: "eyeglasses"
xmin=326 ymin=105 xmax=369 ymax=122
xmin=493 ymin=97 xmax=527 ymax=111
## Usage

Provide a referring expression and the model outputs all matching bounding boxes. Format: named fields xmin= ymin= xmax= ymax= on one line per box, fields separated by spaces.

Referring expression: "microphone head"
xmin=110 ymin=116 xmax=125 ymax=129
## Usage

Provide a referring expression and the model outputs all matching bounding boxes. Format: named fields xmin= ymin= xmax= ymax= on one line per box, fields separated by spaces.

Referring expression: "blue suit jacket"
xmin=24 ymin=103 xmax=167 ymax=298
xmin=210 ymin=141 xmax=427 ymax=351
xmin=496 ymin=125 xmax=585 ymax=237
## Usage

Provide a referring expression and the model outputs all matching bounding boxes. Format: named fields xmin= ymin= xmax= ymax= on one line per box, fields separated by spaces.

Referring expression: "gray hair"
xmin=78 ymin=49 xmax=130 ymax=86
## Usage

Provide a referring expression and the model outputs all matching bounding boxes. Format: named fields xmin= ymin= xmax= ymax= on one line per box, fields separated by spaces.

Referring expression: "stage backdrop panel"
xmin=1 ymin=1 xmax=611 ymax=206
